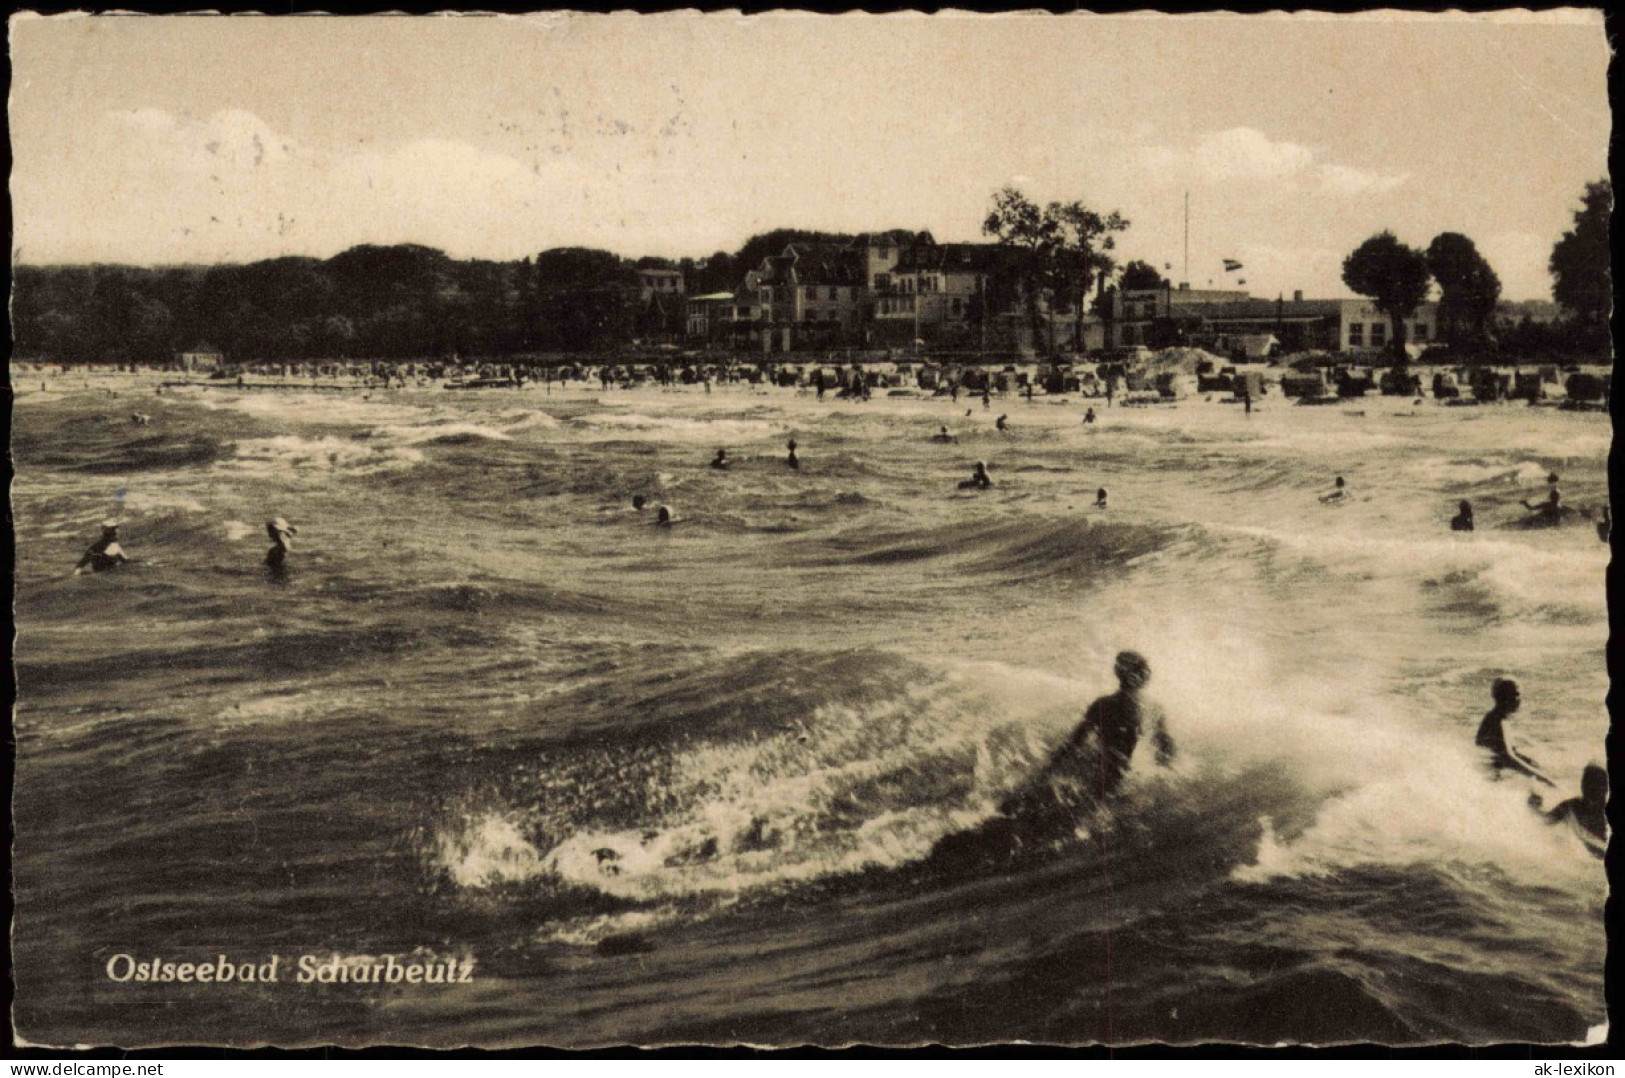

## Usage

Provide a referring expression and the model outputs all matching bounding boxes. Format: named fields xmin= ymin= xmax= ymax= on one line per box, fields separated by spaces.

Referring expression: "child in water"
xmin=265 ymin=517 xmax=297 ymax=569
xmin=1451 ymin=500 xmax=1474 ymax=532
xmin=959 ymin=461 xmax=993 ymax=490
xmin=1475 ymin=678 xmax=1553 ymax=786
xmin=74 ymin=521 xmax=128 ymax=575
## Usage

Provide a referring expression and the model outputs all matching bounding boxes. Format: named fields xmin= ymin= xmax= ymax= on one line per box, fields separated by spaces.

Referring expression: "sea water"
xmin=10 ymin=373 xmax=1609 ymax=1046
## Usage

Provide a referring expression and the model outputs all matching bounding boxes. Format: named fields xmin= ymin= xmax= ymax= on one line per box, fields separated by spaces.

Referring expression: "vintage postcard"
xmin=8 ymin=10 xmax=1611 ymax=1048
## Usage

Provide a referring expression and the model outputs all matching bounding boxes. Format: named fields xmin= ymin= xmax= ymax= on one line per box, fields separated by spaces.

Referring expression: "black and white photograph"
xmin=7 ymin=10 xmax=1612 ymax=1048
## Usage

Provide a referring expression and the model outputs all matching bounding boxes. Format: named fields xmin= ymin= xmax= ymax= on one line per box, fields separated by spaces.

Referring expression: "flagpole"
xmin=1183 ymin=191 xmax=1189 ymax=287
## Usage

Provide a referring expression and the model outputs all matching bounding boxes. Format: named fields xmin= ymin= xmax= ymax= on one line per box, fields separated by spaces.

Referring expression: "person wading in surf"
xmin=1475 ymin=678 xmax=1554 ymax=786
xmin=1006 ymin=651 xmax=1175 ymax=809
xmin=1531 ymin=763 xmax=1607 ymax=846
xmin=265 ymin=517 xmax=298 ymax=570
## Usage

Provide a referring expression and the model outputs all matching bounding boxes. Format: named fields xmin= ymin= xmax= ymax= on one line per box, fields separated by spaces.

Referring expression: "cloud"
xmin=1115 ymin=126 xmax=1406 ymax=198
xmin=35 ymin=107 xmax=603 ymax=262
xmin=1192 ymin=127 xmax=1314 ymax=181
xmin=1317 ymin=163 xmax=1409 ymax=197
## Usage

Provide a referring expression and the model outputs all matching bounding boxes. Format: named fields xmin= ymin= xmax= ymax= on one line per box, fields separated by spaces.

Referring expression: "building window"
xmin=1348 ymin=323 xmax=1363 ymax=347
xmin=876 ymin=274 xmax=891 ymax=291
xmin=1370 ymin=322 xmax=1387 ymax=347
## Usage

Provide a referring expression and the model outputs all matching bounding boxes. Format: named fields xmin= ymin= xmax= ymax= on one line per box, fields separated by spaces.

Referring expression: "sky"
xmin=9 ymin=12 xmax=1610 ymax=300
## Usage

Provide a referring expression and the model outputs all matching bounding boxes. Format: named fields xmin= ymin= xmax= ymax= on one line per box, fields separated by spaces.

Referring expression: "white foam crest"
xmin=201 ymin=390 xmax=426 ymax=427
xmin=1219 ymin=523 xmax=1608 ymax=622
xmin=435 ymin=812 xmax=546 ymax=889
xmin=538 ymin=671 xmax=1075 ymax=900
xmin=1091 ymin=603 xmax=1605 ymax=889
xmin=495 ymin=410 xmax=559 ymax=431
xmin=220 ymin=435 xmax=425 ymax=477
xmin=574 ymin=413 xmax=780 ymax=443
xmin=120 ymin=489 xmax=207 ymax=514
xmin=224 ymin=520 xmax=253 ymax=541
xmin=369 ymin=421 xmax=513 ymax=445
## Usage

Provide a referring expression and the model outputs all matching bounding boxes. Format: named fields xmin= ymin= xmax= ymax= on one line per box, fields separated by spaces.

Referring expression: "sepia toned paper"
xmin=8 ymin=10 xmax=1611 ymax=1049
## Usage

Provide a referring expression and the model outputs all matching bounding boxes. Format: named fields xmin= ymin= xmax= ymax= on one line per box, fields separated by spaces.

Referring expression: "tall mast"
xmin=1183 ymin=191 xmax=1190 ymax=286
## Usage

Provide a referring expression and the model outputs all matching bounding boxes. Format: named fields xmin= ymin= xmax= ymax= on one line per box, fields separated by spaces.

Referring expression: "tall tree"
xmin=1342 ymin=232 xmax=1432 ymax=358
xmin=1549 ymin=179 xmax=1611 ymax=336
xmin=1426 ymin=232 xmax=1501 ymax=348
xmin=983 ymin=187 xmax=1060 ymax=353
xmin=1119 ymin=260 xmax=1166 ymax=291
xmin=1048 ymin=200 xmax=1128 ymax=352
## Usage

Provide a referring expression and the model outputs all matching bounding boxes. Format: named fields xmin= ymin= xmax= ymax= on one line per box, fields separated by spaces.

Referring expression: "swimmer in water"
xmin=1319 ymin=476 xmax=1349 ymax=504
xmin=933 ymin=425 xmax=958 ymax=444
xmin=1095 ymin=487 xmax=1108 ymax=509
xmin=711 ymin=448 xmax=730 ymax=470
xmin=265 ymin=517 xmax=297 ymax=569
xmin=655 ymin=504 xmax=674 ymax=526
xmin=1520 ymin=486 xmax=1563 ymax=523
xmin=1450 ymin=500 xmax=1474 ymax=532
xmin=1532 ymin=763 xmax=1607 ymax=846
xmin=632 ymin=494 xmax=648 ymax=511
xmin=1009 ymin=650 xmax=1174 ymax=805
xmin=1083 ymin=408 xmax=1096 ymax=425
xmin=982 ymin=389 xmax=992 ymax=410
xmin=1598 ymin=505 xmax=1611 ymax=544
xmin=786 ymin=438 xmax=799 ymax=470
xmin=1475 ymin=678 xmax=1554 ymax=786
xmin=996 ymin=414 xmax=1009 ymax=432
xmin=959 ymin=461 xmax=993 ymax=490
xmin=74 ymin=521 xmax=129 ymax=575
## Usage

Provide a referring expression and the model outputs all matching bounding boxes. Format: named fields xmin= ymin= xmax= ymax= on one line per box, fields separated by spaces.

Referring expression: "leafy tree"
xmin=1048 ymin=200 xmax=1128 ymax=352
xmin=983 ymin=187 xmax=1060 ymax=352
xmin=1426 ymin=233 xmax=1501 ymax=348
xmin=1342 ymin=231 xmax=1432 ymax=358
xmin=1119 ymin=260 xmax=1166 ymax=291
xmin=1549 ymin=179 xmax=1611 ymax=339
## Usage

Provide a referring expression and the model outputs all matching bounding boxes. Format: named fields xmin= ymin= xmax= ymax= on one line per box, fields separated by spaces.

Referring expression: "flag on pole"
xmin=1223 ymin=259 xmax=1244 ymax=273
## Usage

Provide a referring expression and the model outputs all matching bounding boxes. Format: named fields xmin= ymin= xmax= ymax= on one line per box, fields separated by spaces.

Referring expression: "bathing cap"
xmin=1114 ymin=650 xmax=1151 ymax=685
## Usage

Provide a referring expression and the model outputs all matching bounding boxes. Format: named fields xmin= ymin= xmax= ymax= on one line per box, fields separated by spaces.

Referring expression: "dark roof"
xmin=894 ymin=242 xmax=1003 ymax=274
xmin=782 ymin=244 xmax=865 ymax=287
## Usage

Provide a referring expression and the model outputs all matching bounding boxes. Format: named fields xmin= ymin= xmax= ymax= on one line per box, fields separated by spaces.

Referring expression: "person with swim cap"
xmin=75 ymin=521 xmax=129 ymax=575
xmin=1319 ymin=476 xmax=1349 ymax=504
xmin=786 ymin=438 xmax=799 ymax=470
xmin=1475 ymin=678 xmax=1553 ymax=786
xmin=1451 ymin=500 xmax=1475 ymax=532
xmin=655 ymin=504 xmax=674 ymax=526
xmin=1021 ymin=651 xmax=1175 ymax=803
xmin=265 ymin=517 xmax=298 ymax=569
xmin=1095 ymin=488 xmax=1108 ymax=509
xmin=959 ymin=461 xmax=993 ymax=490
xmin=711 ymin=448 xmax=730 ymax=470
xmin=1533 ymin=763 xmax=1607 ymax=846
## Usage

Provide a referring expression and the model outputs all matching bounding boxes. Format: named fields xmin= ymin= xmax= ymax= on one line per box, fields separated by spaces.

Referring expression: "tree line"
xmin=12 ymin=180 xmax=1609 ymax=365
xmin=1341 ymin=179 xmax=1610 ymax=359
